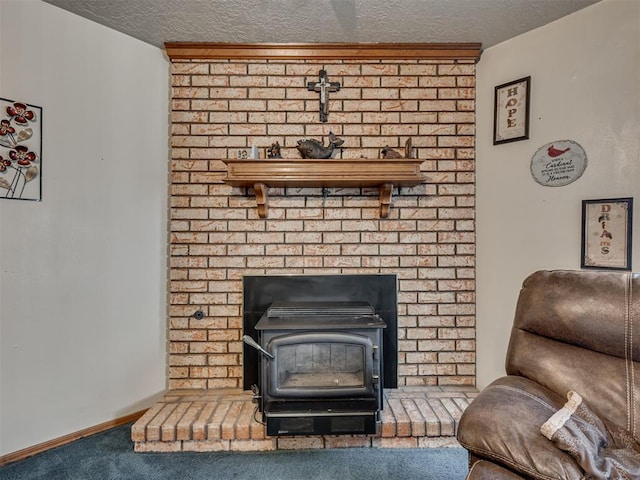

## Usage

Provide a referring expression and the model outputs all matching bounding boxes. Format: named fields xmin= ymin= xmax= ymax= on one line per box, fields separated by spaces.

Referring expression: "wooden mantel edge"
xmin=164 ymin=42 xmax=483 ymax=62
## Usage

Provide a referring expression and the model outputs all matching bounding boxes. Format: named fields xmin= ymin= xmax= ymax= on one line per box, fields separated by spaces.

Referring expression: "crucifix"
xmin=307 ymin=69 xmax=341 ymax=123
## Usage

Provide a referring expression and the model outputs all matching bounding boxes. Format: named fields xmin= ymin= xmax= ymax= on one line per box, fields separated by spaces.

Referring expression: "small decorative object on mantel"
xmin=267 ymin=142 xmax=282 ymax=159
xmin=381 ymin=138 xmax=414 ymax=159
xmin=296 ymin=131 xmax=344 ymax=159
xmin=493 ymin=76 xmax=530 ymax=145
xmin=0 ymin=97 xmax=42 ymax=201
xmin=530 ymin=139 xmax=587 ymax=187
xmin=581 ymin=197 xmax=632 ymax=271
xmin=307 ymin=69 xmax=341 ymax=123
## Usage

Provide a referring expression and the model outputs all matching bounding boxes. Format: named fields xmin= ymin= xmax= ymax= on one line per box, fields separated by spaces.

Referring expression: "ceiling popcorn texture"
xmin=42 ymin=0 xmax=601 ymax=50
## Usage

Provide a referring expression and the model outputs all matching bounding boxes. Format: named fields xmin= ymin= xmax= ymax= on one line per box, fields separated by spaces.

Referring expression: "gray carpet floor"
xmin=0 ymin=423 xmax=469 ymax=479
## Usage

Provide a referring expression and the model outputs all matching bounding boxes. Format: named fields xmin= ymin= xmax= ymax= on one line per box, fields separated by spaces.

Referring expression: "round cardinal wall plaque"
xmin=530 ymin=140 xmax=587 ymax=187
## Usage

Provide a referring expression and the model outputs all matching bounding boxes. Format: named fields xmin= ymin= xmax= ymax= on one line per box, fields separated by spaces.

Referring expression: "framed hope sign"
xmin=493 ymin=76 xmax=530 ymax=145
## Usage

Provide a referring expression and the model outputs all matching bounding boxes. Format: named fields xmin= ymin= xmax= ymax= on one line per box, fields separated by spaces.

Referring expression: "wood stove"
xmin=245 ymin=302 xmax=385 ymax=435
xmin=242 ymin=275 xmax=397 ymax=436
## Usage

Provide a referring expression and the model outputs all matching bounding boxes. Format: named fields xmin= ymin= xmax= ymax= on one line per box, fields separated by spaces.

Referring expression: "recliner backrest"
xmin=506 ymin=269 xmax=639 ymax=441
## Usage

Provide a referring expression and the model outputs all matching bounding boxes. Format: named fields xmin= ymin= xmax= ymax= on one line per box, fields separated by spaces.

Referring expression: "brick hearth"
xmin=132 ymin=386 xmax=477 ymax=452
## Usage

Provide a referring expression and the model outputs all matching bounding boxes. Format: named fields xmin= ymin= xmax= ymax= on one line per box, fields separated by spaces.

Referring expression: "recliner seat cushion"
xmin=541 ymin=391 xmax=640 ymax=480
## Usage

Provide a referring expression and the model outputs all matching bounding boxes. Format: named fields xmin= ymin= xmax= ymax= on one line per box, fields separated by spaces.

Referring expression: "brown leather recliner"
xmin=457 ymin=270 xmax=640 ymax=479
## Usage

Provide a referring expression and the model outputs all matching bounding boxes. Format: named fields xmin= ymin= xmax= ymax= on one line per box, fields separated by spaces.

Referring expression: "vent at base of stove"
xmin=266 ymin=413 xmax=379 ymax=436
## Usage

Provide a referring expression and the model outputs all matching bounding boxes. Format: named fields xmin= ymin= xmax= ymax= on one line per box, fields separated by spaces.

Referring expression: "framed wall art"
xmin=581 ymin=197 xmax=633 ymax=270
xmin=493 ymin=76 xmax=530 ymax=145
xmin=0 ymin=97 xmax=42 ymax=201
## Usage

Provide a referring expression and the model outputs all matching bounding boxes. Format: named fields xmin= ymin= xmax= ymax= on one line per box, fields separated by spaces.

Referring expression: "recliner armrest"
xmin=457 ymin=376 xmax=583 ymax=480
xmin=466 ymin=460 xmax=526 ymax=480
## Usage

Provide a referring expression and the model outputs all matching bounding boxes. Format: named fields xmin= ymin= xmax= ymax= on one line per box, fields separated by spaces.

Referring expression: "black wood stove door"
xmin=265 ymin=332 xmax=377 ymax=399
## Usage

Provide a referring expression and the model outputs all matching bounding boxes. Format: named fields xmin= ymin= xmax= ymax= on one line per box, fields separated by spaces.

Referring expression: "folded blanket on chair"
xmin=541 ymin=391 xmax=640 ymax=480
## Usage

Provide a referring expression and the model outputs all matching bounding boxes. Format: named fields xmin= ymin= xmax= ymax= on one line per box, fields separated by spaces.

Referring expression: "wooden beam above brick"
xmin=164 ymin=42 xmax=483 ymax=62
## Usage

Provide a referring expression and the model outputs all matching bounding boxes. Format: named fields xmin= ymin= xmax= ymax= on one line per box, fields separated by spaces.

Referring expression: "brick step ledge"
xmin=132 ymin=386 xmax=477 ymax=452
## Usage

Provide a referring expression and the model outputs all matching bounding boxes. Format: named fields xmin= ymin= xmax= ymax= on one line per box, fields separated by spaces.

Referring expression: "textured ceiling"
xmin=42 ymin=0 xmax=601 ymax=50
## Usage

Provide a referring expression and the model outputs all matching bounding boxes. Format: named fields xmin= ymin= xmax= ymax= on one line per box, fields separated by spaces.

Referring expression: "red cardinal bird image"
xmin=547 ymin=145 xmax=571 ymax=157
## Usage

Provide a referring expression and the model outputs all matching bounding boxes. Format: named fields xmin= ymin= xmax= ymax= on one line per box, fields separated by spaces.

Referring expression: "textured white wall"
xmin=1 ymin=0 xmax=637 ymax=455
xmin=0 ymin=0 xmax=169 ymax=455
xmin=476 ymin=0 xmax=640 ymax=388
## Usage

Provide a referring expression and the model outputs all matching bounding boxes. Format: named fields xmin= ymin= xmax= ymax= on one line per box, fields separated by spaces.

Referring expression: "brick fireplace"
xmin=167 ymin=43 xmax=478 ymax=394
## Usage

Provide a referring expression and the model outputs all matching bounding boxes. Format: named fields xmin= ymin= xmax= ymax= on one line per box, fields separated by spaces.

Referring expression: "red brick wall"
xmin=168 ymin=59 xmax=476 ymax=390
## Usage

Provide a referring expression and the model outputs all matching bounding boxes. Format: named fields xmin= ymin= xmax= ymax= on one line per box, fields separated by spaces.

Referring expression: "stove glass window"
xmin=277 ymin=342 xmax=365 ymax=389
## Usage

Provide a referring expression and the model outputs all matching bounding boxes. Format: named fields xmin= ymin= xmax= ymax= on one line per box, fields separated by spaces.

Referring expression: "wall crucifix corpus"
xmin=307 ymin=69 xmax=341 ymax=122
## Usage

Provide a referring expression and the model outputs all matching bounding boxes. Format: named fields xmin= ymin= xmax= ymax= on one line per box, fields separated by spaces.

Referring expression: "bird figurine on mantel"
xmin=296 ymin=132 xmax=344 ymax=159
xmin=381 ymin=138 xmax=414 ymax=159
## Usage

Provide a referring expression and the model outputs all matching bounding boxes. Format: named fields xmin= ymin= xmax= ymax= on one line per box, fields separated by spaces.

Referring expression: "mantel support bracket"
xmin=254 ymin=183 xmax=269 ymax=218
xmin=252 ymin=183 xmax=396 ymax=219
xmin=379 ymin=183 xmax=394 ymax=218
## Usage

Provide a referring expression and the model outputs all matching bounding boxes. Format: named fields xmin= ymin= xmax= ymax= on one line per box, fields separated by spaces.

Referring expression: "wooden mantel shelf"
xmin=222 ymin=158 xmax=426 ymax=218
